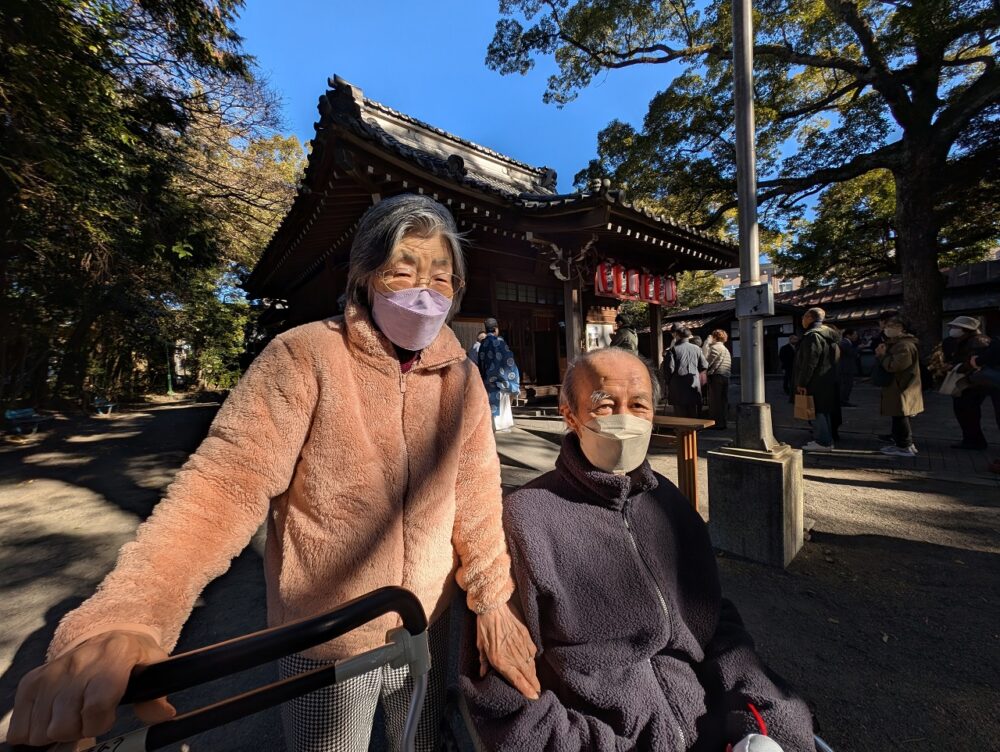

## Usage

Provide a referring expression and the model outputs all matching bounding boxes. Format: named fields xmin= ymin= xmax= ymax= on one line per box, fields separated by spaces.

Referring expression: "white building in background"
xmin=715 ymin=264 xmax=804 ymax=299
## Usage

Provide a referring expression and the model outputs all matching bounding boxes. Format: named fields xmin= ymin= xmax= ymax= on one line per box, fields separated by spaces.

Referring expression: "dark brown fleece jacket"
xmin=461 ymin=434 xmax=815 ymax=751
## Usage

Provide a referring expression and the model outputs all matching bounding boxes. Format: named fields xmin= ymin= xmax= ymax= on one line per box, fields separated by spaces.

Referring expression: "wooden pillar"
xmin=676 ymin=428 xmax=700 ymax=513
xmin=563 ymin=277 xmax=582 ymax=362
xmin=650 ymin=304 xmax=664 ymax=368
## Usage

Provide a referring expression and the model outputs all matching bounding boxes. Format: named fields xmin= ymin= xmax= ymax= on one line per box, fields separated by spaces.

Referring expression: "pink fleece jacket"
xmin=49 ymin=304 xmax=514 ymax=661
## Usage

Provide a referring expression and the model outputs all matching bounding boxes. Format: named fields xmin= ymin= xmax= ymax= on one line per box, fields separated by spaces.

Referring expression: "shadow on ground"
xmin=719 ymin=532 xmax=1000 ymax=750
xmin=0 ymin=406 xmax=282 ymax=752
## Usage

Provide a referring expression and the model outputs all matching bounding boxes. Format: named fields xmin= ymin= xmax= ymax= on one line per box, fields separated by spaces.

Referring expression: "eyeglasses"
xmin=380 ymin=268 xmax=465 ymax=299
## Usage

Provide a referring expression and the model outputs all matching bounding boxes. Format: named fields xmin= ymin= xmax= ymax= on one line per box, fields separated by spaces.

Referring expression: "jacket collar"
xmin=555 ymin=432 xmax=658 ymax=512
xmin=338 ymin=303 xmax=466 ymax=374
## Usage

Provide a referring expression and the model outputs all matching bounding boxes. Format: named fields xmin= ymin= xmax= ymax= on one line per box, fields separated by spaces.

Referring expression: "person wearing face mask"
xmin=942 ymin=315 xmax=998 ymax=450
xmin=874 ymin=316 xmax=924 ymax=457
xmin=7 ymin=194 xmax=540 ymax=752
xmin=462 ymin=348 xmax=816 ymax=752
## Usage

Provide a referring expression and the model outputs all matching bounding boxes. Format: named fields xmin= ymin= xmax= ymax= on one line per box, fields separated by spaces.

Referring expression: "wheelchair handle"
xmin=13 ymin=586 xmax=429 ymax=752
xmin=121 ymin=585 xmax=426 ymax=704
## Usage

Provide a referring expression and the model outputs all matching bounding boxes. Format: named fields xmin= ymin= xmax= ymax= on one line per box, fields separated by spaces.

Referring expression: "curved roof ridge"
xmin=362 ymin=96 xmax=551 ymax=176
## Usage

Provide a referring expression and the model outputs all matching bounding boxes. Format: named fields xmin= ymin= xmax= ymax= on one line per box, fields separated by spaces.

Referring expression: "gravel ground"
xmin=2 ymin=402 xmax=998 ymax=751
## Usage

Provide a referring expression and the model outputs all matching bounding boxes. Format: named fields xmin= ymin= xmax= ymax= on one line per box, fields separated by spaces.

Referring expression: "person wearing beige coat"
xmin=8 ymin=194 xmax=539 ymax=752
xmin=876 ymin=317 xmax=924 ymax=457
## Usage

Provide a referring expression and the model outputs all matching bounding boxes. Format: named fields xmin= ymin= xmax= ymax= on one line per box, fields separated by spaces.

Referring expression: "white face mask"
xmin=577 ymin=413 xmax=653 ymax=475
xmin=884 ymin=326 xmax=903 ymax=339
xmin=949 ymin=327 xmax=966 ymax=338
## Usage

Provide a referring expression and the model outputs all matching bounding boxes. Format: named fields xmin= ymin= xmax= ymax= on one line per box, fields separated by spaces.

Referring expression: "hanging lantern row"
xmin=594 ymin=262 xmax=677 ymax=306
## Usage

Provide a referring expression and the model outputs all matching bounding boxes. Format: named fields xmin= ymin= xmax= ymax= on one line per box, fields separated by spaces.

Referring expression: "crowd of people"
xmin=657 ymin=307 xmax=998 ymax=461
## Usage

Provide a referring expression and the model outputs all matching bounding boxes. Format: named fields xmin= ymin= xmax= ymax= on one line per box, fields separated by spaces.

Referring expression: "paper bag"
xmin=794 ymin=393 xmax=816 ymax=421
xmin=493 ymin=391 xmax=515 ymax=432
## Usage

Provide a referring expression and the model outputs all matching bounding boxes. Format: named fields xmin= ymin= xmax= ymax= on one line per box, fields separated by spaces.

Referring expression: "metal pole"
xmin=165 ymin=344 xmax=174 ymax=396
xmin=732 ymin=0 xmax=767 ymax=408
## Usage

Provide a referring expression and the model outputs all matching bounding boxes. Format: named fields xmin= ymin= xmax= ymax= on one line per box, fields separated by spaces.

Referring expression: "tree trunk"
xmin=55 ymin=307 xmax=99 ymax=402
xmin=893 ymin=151 xmax=946 ymax=359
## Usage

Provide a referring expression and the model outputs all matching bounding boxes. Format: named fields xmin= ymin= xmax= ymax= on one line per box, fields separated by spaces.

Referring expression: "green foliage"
xmin=775 ymin=170 xmax=995 ymax=283
xmin=488 ymin=0 xmax=1000 ymax=345
xmin=616 ymin=299 xmax=649 ymax=328
xmin=675 ymin=270 xmax=724 ymax=309
xmin=0 ymin=0 xmax=303 ymax=406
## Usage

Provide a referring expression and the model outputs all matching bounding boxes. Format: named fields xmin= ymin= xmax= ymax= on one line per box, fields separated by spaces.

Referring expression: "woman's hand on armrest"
xmin=477 ymin=600 xmax=540 ymax=700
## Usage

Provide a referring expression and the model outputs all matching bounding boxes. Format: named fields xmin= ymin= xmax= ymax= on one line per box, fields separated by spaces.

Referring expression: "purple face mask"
xmin=371 ymin=287 xmax=452 ymax=351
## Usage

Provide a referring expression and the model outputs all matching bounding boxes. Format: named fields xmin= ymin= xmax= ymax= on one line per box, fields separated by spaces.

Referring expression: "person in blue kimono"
xmin=478 ymin=317 xmax=520 ymax=430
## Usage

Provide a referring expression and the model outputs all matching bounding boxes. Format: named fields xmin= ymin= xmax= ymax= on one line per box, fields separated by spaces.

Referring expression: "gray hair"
xmin=346 ymin=193 xmax=467 ymax=319
xmin=805 ymin=307 xmax=826 ymax=322
xmin=559 ymin=348 xmax=662 ymax=411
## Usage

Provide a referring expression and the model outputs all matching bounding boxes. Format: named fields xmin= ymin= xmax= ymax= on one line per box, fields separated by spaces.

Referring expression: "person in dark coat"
xmin=609 ymin=314 xmax=639 ymax=354
xmin=462 ymin=348 xmax=816 ymax=752
xmin=942 ymin=315 xmax=998 ymax=450
xmin=779 ymin=335 xmax=799 ymax=396
xmin=838 ymin=329 xmax=860 ymax=406
xmin=794 ymin=307 xmax=841 ymax=451
xmin=663 ymin=327 xmax=708 ymax=418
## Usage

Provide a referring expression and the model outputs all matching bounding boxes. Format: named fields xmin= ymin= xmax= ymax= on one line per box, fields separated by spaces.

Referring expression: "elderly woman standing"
xmin=8 ymin=194 xmax=539 ymax=751
xmin=875 ymin=316 xmax=924 ymax=457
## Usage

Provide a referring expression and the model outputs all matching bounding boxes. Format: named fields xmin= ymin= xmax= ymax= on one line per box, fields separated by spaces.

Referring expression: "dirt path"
xmin=0 ymin=404 xmax=281 ymax=751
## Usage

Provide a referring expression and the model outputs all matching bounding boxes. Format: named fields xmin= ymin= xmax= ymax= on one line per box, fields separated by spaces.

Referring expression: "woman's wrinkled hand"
xmin=6 ymin=631 xmax=175 ymax=747
xmin=476 ymin=601 xmax=540 ymax=700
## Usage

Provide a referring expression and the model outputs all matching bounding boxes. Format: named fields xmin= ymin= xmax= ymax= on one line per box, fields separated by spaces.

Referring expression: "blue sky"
xmin=234 ymin=1 xmax=681 ymax=193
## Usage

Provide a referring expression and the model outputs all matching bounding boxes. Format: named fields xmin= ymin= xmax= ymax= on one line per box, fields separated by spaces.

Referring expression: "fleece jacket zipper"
xmin=623 ymin=500 xmax=670 ymax=621
xmin=623 ymin=500 xmax=686 ymax=750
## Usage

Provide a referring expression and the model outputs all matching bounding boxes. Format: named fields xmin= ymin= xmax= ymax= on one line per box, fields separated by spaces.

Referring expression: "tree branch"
xmin=754 ymin=44 xmax=871 ymax=76
xmin=775 ymin=79 xmax=867 ymax=120
xmin=934 ymin=65 xmax=1000 ymax=144
xmin=697 ymin=143 xmax=901 ymax=228
xmin=823 ymin=0 xmax=914 ymax=123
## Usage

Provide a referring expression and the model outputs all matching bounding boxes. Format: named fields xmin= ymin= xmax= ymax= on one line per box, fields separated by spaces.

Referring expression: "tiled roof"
xmin=517 ymin=189 xmax=735 ymax=251
xmin=660 ymin=299 xmax=737 ymax=320
xmin=329 ymin=76 xmax=734 ymax=253
xmin=362 ymin=98 xmax=549 ymax=176
xmin=658 ymin=298 xmax=804 ymax=326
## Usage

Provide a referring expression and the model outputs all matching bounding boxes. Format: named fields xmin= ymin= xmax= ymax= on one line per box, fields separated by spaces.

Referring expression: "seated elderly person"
xmin=462 ymin=348 xmax=816 ymax=751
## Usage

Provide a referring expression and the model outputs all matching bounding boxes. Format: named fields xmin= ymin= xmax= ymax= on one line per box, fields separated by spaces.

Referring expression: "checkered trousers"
xmin=278 ymin=614 xmax=449 ymax=752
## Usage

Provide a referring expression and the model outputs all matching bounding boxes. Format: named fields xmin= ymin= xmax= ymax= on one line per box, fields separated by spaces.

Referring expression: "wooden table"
xmin=652 ymin=416 xmax=716 ymax=512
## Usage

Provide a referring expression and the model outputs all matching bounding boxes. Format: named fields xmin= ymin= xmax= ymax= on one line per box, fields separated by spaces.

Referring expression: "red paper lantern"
xmin=658 ymin=276 xmax=678 ymax=306
xmin=640 ymin=273 xmax=659 ymax=304
xmin=625 ymin=269 xmax=641 ymax=299
xmin=612 ymin=264 xmax=628 ymax=297
xmin=595 ymin=262 xmax=616 ymax=297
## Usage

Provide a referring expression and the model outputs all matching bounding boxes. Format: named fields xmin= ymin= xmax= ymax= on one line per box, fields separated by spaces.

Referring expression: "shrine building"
xmin=245 ymin=76 xmax=737 ymax=390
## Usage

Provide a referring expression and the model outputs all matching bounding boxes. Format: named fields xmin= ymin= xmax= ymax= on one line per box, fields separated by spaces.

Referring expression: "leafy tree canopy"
xmin=676 ymin=269 xmax=725 ymax=309
xmin=488 ymin=0 xmax=1000 ymax=349
xmin=775 ymin=169 xmax=996 ymax=283
xmin=1 ymin=0 xmax=303 ymax=405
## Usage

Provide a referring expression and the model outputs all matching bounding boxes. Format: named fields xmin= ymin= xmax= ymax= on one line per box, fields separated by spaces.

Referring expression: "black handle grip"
xmin=122 ymin=585 xmax=426 ymax=704
xmin=10 ymin=587 xmax=426 ymax=752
